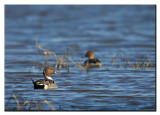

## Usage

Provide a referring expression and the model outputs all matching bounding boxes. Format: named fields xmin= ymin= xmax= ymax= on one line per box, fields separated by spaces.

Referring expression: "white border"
xmin=1 ymin=0 xmax=159 ymax=114
xmin=0 ymin=1 xmax=4 ymax=114
xmin=1 ymin=0 xmax=159 ymax=4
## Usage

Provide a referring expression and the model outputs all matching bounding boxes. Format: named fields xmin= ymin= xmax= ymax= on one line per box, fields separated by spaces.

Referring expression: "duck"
xmin=84 ymin=51 xmax=102 ymax=67
xmin=32 ymin=66 xmax=58 ymax=89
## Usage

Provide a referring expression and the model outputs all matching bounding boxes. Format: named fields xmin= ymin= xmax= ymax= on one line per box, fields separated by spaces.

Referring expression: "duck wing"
xmin=84 ymin=58 xmax=101 ymax=64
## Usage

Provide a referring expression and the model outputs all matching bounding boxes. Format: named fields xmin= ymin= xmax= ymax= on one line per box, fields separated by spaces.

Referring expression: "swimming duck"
xmin=84 ymin=51 xmax=102 ymax=67
xmin=32 ymin=66 xmax=58 ymax=89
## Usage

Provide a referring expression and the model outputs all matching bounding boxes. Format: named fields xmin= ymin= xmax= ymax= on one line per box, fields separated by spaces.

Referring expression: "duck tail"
xmin=31 ymin=78 xmax=35 ymax=84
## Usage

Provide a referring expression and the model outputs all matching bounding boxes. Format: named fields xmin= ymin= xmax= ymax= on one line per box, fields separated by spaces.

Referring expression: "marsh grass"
xmin=33 ymin=38 xmax=154 ymax=72
xmin=5 ymin=94 xmax=56 ymax=111
xmin=111 ymin=50 xmax=155 ymax=71
xmin=34 ymin=38 xmax=87 ymax=73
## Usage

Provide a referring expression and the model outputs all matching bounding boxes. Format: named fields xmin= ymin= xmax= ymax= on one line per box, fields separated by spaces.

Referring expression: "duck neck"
xmin=43 ymin=71 xmax=53 ymax=80
xmin=45 ymin=76 xmax=53 ymax=80
xmin=89 ymin=57 xmax=95 ymax=59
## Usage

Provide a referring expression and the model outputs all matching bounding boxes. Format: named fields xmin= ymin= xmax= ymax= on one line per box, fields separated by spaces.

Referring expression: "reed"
xmin=5 ymin=94 xmax=56 ymax=111
xmin=34 ymin=37 xmax=86 ymax=73
xmin=33 ymin=38 xmax=155 ymax=72
xmin=111 ymin=51 xmax=155 ymax=71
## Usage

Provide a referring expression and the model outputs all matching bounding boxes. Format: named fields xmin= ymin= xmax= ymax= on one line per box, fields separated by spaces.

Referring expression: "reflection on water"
xmin=5 ymin=5 xmax=156 ymax=111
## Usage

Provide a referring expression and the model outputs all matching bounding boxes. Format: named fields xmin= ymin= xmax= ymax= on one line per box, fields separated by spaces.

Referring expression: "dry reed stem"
xmin=132 ymin=64 xmax=134 ymax=69
xmin=35 ymin=37 xmax=86 ymax=72
xmin=44 ymin=53 xmax=50 ymax=66
xmin=43 ymin=100 xmax=56 ymax=110
xmin=35 ymin=37 xmax=58 ymax=62
xmin=81 ymin=62 xmax=89 ymax=73
xmin=112 ymin=59 xmax=115 ymax=66
xmin=13 ymin=94 xmax=31 ymax=110
xmin=77 ymin=63 xmax=85 ymax=71
xmin=111 ymin=51 xmax=154 ymax=71
xmin=16 ymin=101 xmax=31 ymax=110
xmin=12 ymin=94 xmax=20 ymax=109
xmin=9 ymin=94 xmax=57 ymax=111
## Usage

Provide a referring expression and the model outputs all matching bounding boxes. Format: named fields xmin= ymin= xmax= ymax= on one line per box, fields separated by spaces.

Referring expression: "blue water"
xmin=5 ymin=5 xmax=156 ymax=111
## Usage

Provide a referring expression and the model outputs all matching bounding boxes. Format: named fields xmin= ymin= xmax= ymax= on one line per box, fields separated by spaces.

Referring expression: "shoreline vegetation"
xmin=33 ymin=37 xmax=155 ymax=72
xmin=34 ymin=37 xmax=86 ymax=72
xmin=5 ymin=94 xmax=57 ymax=111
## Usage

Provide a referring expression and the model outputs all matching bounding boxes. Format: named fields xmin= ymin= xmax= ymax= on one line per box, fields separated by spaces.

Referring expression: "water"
xmin=5 ymin=5 xmax=156 ymax=111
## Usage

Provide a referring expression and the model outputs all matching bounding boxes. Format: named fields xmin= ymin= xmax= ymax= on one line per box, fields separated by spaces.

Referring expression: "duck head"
xmin=43 ymin=66 xmax=55 ymax=80
xmin=85 ymin=51 xmax=95 ymax=59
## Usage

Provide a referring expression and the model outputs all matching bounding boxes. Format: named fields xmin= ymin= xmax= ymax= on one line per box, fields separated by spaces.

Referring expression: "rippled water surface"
xmin=5 ymin=5 xmax=156 ymax=111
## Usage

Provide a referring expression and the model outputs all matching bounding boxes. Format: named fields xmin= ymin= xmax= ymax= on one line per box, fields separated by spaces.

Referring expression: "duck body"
xmin=84 ymin=58 xmax=102 ymax=67
xmin=32 ymin=66 xmax=58 ymax=89
xmin=32 ymin=79 xmax=58 ymax=89
xmin=84 ymin=51 xmax=102 ymax=68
